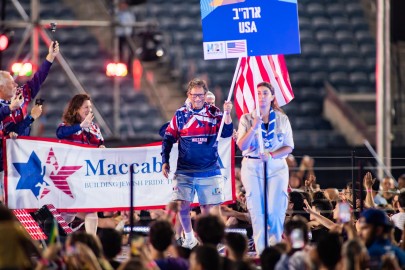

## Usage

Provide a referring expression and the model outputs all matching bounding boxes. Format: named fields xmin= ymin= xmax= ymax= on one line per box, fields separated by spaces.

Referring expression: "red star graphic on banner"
xmin=40 ymin=149 xmax=82 ymax=199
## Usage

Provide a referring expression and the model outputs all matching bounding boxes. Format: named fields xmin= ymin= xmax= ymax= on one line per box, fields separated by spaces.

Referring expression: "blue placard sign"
xmin=201 ymin=0 xmax=301 ymax=60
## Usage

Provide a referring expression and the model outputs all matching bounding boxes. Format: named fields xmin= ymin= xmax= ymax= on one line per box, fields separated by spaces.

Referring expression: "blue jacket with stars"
xmin=161 ymin=103 xmax=233 ymax=177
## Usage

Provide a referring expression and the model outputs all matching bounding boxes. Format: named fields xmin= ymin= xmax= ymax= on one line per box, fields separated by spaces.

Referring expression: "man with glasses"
xmin=161 ymin=78 xmax=233 ymax=249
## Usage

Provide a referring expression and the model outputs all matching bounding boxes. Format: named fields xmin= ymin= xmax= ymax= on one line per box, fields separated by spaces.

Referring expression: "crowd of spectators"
xmin=2 ymin=161 xmax=405 ymax=269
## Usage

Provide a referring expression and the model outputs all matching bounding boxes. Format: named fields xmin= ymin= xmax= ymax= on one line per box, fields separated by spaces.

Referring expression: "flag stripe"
xmin=233 ymin=55 xmax=294 ymax=118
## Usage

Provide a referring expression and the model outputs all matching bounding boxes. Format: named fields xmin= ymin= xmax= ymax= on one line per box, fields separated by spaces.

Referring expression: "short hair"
xmin=372 ymin=179 xmax=380 ymax=192
xmin=98 ymin=228 xmax=122 ymax=259
xmin=284 ymin=216 xmax=309 ymax=244
xmin=192 ymin=245 xmax=220 ymax=270
xmin=312 ymin=199 xmax=333 ymax=220
xmin=149 ymin=220 xmax=174 ymax=252
xmin=260 ymin=246 xmax=282 ymax=270
xmin=316 ymin=232 xmax=342 ymax=268
xmin=67 ymin=231 xmax=103 ymax=258
xmin=398 ymin=191 xmax=405 ymax=208
xmin=312 ymin=191 xmax=327 ymax=201
xmin=195 ymin=214 xmax=225 ymax=245
xmin=206 ymin=91 xmax=215 ymax=99
xmin=0 ymin=204 xmax=16 ymax=221
xmin=224 ymin=232 xmax=247 ymax=260
xmin=187 ymin=78 xmax=208 ymax=94
xmin=0 ymin=71 xmax=11 ymax=87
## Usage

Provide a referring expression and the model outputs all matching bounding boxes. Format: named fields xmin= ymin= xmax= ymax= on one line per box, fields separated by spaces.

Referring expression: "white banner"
xmin=5 ymin=137 xmax=235 ymax=211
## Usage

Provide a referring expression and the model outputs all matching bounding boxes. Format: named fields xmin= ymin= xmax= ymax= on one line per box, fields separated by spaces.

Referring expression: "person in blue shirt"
xmin=358 ymin=208 xmax=405 ymax=269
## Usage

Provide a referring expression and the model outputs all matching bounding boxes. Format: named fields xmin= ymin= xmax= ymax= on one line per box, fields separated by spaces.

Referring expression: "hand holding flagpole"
xmin=215 ymin=57 xmax=242 ymax=145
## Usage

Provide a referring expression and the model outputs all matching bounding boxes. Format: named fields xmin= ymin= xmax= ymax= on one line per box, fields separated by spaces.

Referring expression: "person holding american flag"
xmin=236 ymin=81 xmax=294 ymax=254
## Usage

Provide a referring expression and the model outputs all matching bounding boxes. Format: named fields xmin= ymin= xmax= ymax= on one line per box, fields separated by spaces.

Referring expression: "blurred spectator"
xmin=116 ymin=0 xmax=136 ymax=71
xmin=397 ymin=174 xmax=405 ymax=190
xmin=195 ymin=214 xmax=225 ymax=246
xmin=380 ymin=177 xmax=397 ymax=205
xmin=323 ymin=188 xmax=339 ymax=202
xmin=195 ymin=214 xmax=235 ymax=270
xmin=341 ymin=239 xmax=369 ymax=270
xmin=98 ymin=228 xmax=123 ymax=269
xmin=224 ymin=232 xmax=248 ymax=262
xmin=315 ymin=232 xmax=342 ymax=269
xmin=205 ymin=91 xmax=216 ymax=105
xmin=65 ymin=231 xmax=113 ymax=269
xmin=308 ymin=199 xmax=333 ymax=243
xmin=189 ymin=245 xmax=221 ymax=270
xmin=149 ymin=219 xmax=189 ymax=270
xmin=358 ymin=208 xmax=405 ymax=269
xmin=391 ymin=191 xmax=405 ymax=242
xmin=260 ymin=246 xmax=283 ymax=270
xmin=288 ymin=191 xmax=309 ymax=222
xmin=287 ymin=155 xmax=316 ymax=190
xmin=275 ymin=216 xmax=311 ymax=270
xmin=0 ymin=205 xmax=41 ymax=269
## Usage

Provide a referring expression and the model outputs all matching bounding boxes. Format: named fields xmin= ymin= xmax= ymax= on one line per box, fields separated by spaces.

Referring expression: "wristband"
xmin=39 ymin=258 xmax=49 ymax=266
xmin=269 ymin=152 xmax=274 ymax=158
xmin=28 ymin=115 xmax=35 ymax=122
xmin=146 ymin=261 xmax=157 ymax=269
xmin=366 ymin=189 xmax=372 ymax=193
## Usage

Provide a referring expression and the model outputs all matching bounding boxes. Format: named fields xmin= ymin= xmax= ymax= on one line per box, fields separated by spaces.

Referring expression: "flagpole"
xmin=215 ymin=57 xmax=242 ymax=144
xmin=252 ymin=56 xmax=268 ymax=248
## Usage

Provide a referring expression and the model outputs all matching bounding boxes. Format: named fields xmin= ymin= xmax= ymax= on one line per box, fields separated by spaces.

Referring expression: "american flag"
xmin=227 ymin=41 xmax=246 ymax=53
xmin=233 ymin=55 xmax=294 ymax=118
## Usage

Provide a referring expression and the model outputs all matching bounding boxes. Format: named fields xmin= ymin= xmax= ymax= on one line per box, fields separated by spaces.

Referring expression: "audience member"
xmin=149 ymin=219 xmax=189 ymax=270
xmin=358 ymin=208 xmax=405 ymax=269
xmin=98 ymin=229 xmax=123 ymax=269
xmin=275 ymin=216 xmax=311 ymax=270
xmin=189 ymin=245 xmax=221 ymax=270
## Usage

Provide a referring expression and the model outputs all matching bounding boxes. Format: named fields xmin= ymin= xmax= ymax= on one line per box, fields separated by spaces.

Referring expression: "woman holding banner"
xmin=57 ymin=93 xmax=112 ymax=234
xmin=236 ymin=81 xmax=294 ymax=254
xmin=56 ymin=93 xmax=104 ymax=147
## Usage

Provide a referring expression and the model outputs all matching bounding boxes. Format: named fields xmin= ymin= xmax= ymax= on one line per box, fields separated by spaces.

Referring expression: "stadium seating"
xmin=3 ymin=0 xmax=376 ymax=149
xmin=2 ymin=0 xmax=165 ymax=139
xmin=144 ymin=0 xmax=376 ymax=149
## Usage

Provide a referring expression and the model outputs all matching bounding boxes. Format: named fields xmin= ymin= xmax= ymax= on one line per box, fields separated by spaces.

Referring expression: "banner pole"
xmin=129 ymin=165 xmax=135 ymax=241
xmin=252 ymin=56 xmax=267 ymax=247
xmin=215 ymin=57 xmax=242 ymax=144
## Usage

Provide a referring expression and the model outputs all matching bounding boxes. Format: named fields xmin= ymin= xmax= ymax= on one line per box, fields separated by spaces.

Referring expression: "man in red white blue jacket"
xmin=161 ymin=78 xmax=233 ymax=249
xmin=0 ymin=41 xmax=60 ymax=202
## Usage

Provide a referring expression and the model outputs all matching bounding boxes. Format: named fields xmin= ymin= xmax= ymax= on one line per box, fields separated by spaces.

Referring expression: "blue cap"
xmin=360 ymin=208 xmax=392 ymax=228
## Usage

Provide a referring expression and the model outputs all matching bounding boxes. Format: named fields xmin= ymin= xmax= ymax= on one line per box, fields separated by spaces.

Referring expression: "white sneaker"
xmin=182 ymin=237 xmax=199 ymax=249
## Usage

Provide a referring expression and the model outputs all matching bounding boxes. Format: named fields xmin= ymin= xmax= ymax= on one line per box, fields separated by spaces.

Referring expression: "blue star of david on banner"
xmin=13 ymin=151 xmax=47 ymax=198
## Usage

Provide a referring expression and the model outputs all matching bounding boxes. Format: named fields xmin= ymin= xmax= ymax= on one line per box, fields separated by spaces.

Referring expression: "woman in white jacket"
xmin=237 ymin=81 xmax=294 ymax=254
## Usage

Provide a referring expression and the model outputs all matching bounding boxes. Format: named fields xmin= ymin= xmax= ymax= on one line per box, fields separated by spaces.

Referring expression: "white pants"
xmin=241 ymin=157 xmax=289 ymax=254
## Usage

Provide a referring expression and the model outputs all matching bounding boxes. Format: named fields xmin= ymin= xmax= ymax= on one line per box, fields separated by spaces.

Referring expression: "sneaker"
xmin=182 ymin=237 xmax=199 ymax=249
xmin=175 ymin=237 xmax=184 ymax=246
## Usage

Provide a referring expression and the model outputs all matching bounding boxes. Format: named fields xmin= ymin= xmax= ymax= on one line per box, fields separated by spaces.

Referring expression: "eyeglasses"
xmin=189 ymin=93 xmax=205 ymax=99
